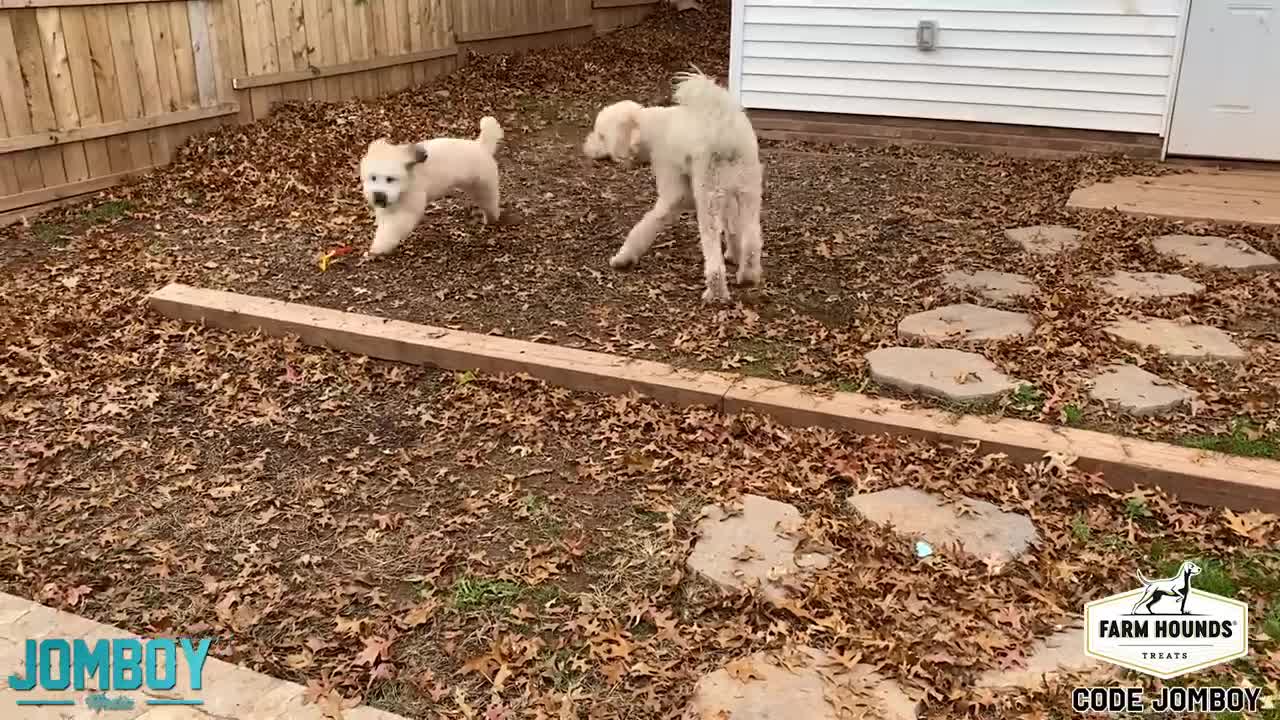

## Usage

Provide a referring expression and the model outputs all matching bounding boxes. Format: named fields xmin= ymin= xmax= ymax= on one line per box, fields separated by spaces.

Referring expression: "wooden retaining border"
xmin=147 ymin=283 xmax=1280 ymax=514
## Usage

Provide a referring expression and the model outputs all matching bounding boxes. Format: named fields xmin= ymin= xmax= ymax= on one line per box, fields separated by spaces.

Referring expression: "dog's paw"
xmin=609 ymin=253 xmax=637 ymax=270
xmin=736 ymin=266 xmax=762 ymax=286
xmin=701 ymin=285 xmax=731 ymax=304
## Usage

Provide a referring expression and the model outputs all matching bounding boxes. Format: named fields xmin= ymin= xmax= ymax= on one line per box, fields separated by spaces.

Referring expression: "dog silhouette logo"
xmin=1084 ymin=559 xmax=1248 ymax=679
xmin=1129 ymin=560 xmax=1201 ymax=616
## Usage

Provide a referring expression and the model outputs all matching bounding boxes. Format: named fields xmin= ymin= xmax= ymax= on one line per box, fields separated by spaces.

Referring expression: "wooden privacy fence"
xmin=0 ymin=0 xmax=662 ymax=222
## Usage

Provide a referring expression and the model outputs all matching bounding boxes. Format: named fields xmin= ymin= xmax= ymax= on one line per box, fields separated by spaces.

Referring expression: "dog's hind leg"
xmin=734 ymin=192 xmax=763 ymax=286
xmin=692 ymin=185 xmax=731 ymax=304
xmin=465 ymin=180 xmax=501 ymax=225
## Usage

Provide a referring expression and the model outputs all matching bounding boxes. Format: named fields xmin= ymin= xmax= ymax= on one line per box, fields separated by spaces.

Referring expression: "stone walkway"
xmin=870 ymin=228 xmax=1266 ymax=414
xmin=0 ymin=593 xmax=406 ymax=720
xmin=684 ymin=492 xmax=1110 ymax=716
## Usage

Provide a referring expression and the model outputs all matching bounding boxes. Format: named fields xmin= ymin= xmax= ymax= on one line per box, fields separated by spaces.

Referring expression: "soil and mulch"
xmin=4 ymin=4 xmax=1277 ymax=458
xmin=2 ymin=3 xmax=1280 ymax=719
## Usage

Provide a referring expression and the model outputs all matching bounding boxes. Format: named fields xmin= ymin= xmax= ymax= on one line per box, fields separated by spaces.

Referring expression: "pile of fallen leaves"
xmin=2 ymin=288 xmax=1278 ymax=717
xmin=2 ymin=2 xmax=1279 ymax=717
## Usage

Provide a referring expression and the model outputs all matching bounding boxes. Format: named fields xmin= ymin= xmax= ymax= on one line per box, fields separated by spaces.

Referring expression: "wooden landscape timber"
xmin=147 ymin=282 xmax=1280 ymax=514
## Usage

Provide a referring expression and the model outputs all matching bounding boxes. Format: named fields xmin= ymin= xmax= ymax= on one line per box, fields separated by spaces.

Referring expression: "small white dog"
xmin=359 ymin=116 xmax=505 ymax=256
xmin=584 ymin=69 xmax=763 ymax=303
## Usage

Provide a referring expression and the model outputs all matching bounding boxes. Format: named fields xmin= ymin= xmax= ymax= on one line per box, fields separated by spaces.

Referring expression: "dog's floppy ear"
xmin=611 ymin=109 xmax=640 ymax=161
xmin=408 ymin=143 xmax=428 ymax=166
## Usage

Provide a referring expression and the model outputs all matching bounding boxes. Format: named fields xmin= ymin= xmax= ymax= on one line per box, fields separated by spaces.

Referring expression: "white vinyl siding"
xmin=731 ymin=0 xmax=1185 ymax=134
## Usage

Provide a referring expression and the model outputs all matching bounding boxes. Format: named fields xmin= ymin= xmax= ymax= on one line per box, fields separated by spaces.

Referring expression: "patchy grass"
xmin=1061 ymin=404 xmax=1084 ymax=427
xmin=1010 ymin=383 xmax=1045 ymax=414
xmin=31 ymin=222 xmax=66 ymax=245
xmin=1180 ymin=418 xmax=1280 ymax=459
xmin=451 ymin=577 xmax=525 ymax=612
xmin=82 ymin=199 xmax=132 ymax=224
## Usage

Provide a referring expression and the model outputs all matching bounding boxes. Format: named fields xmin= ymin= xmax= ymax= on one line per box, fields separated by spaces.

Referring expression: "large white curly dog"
xmin=359 ymin=116 xmax=504 ymax=256
xmin=584 ymin=69 xmax=763 ymax=303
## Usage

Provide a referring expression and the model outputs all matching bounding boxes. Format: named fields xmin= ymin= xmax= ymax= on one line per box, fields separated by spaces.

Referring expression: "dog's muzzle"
xmin=371 ymin=191 xmax=387 ymax=207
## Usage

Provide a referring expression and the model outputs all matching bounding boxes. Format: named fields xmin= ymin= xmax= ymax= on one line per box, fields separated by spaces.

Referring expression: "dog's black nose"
xmin=372 ymin=191 xmax=387 ymax=207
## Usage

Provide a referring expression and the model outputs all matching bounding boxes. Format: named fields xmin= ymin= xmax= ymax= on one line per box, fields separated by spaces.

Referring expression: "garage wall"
xmin=729 ymin=0 xmax=1187 ymax=134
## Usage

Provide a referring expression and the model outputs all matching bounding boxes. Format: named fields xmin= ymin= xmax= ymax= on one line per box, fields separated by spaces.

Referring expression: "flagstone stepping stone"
xmin=975 ymin=626 xmax=1109 ymax=689
xmin=1153 ymin=234 xmax=1279 ymax=271
xmin=1005 ymin=225 xmax=1083 ymax=255
xmin=898 ymin=303 xmax=1034 ymax=343
xmin=1103 ymin=317 xmax=1247 ymax=363
xmin=942 ymin=270 xmax=1037 ymax=303
xmin=683 ymin=646 xmax=919 ymax=720
xmin=867 ymin=347 xmax=1018 ymax=403
xmin=1089 ymin=364 xmax=1196 ymax=417
xmin=687 ymin=494 xmax=830 ymax=605
xmin=846 ymin=487 xmax=1038 ymax=562
xmin=1098 ymin=271 xmax=1204 ymax=299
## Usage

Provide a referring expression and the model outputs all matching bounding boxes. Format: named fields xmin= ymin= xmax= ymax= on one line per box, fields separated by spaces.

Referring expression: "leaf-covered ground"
xmin=2 ymin=3 xmax=1280 ymax=719
xmin=7 ymin=4 xmax=1278 ymax=457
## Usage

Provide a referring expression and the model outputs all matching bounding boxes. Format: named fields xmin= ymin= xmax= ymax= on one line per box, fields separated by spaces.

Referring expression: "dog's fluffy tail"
xmin=477 ymin=116 xmax=504 ymax=155
xmin=672 ymin=66 xmax=755 ymax=161
xmin=672 ymin=67 xmax=740 ymax=127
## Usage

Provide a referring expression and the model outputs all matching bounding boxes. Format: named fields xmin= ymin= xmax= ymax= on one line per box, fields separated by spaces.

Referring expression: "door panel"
xmin=1168 ymin=1 xmax=1280 ymax=160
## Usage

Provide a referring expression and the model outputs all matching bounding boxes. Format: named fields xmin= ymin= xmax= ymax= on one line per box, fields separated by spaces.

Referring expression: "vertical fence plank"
xmin=126 ymin=3 xmax=169 ymax=163
xmin=210 ymin=0 xmax=248 ymax=120
xmin=81 ymin=6 xmax=132 ymax=173
xmin=0 ymin=13 xmax=17 ymax=198
xmin=35 ymin=8 xmax=89 ymax=183
xmin=105 ymin=4 xmax=155 ymax=165
xmin=167 ymin=2 xmax=198 ymax=109
xmin=0 ymin=11 xmax=43 ymax=192
xmin=318 ymin=0 xmax=341 ymax=98
xmin=252 ymin=0 xmax=282 ymax=116
xmin=10 ymin=10 xmax=66 ymax=189
xmin=329 ymin=0 xmax=352 ymax=100
xmin=147 ymin=2 xmax=182 ymax=112
xmin=344 ymin=0 xmax=368 ymax=98
xmin=367 ymin=0 xmax=386 ymax=95
xmin=59 ymin=6 xmax=112 ymax=180
xmin=188 ymin=0 xmax=217 ymax=108
xmin=299 ymin=0 xmax=324 ymax=100
xmin=279 ymin=0 xmax=306 ymax=101
xmin=406 ymin=0 xmax=423 ymax=84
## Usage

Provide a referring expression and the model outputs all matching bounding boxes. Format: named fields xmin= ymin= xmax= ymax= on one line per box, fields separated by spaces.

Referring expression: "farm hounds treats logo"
xmin=1072 ymin=560 xmax=1260 ymax=715
xmin=6 ymin=638 xmax=212 ymax=711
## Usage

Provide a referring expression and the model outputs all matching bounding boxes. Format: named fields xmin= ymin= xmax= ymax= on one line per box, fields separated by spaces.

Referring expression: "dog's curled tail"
xmin=672 ymin=66 xmax=740 ymax=124
xmin=1136 ymin=570 xmax=1153 ymax=585
xmin=477 ymin=116 xmax=504 ymax=156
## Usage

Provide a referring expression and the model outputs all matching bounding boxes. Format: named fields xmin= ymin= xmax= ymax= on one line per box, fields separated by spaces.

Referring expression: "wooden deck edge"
xmin=146 ymin=283 xmax=1280 ymax=513
xmin=1066 ymin=186 xmax=1280 ymax=227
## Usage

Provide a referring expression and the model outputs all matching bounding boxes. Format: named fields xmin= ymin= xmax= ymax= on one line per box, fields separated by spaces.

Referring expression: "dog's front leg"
xmin=369 ymin=210 xmax=419 ymax=256
xmin=611 ymin=199 xmax=680 ymax=269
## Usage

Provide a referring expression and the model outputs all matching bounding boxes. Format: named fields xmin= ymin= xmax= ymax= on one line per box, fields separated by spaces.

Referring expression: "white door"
xmin=1167 ymin=1 xmax=1280 ymax=160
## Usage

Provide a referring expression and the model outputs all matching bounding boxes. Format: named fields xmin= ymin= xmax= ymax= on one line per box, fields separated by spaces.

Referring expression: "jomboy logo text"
xmin=1085 ymin=560 xmax=1249 ymax=679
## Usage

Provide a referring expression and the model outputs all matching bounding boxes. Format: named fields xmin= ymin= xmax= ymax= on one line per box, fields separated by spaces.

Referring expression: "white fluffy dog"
xmin=584 ymin=70 xmax=763 ymax=303
xmin=359 ymin=116 xmax=505 ymax=256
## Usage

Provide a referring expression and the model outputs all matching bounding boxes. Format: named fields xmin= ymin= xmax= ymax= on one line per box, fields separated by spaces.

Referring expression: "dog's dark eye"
xmin=387 ymin=177 xmax=397 ymax=183
xmin=369 ymin=175 xmax=378 ymax=182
